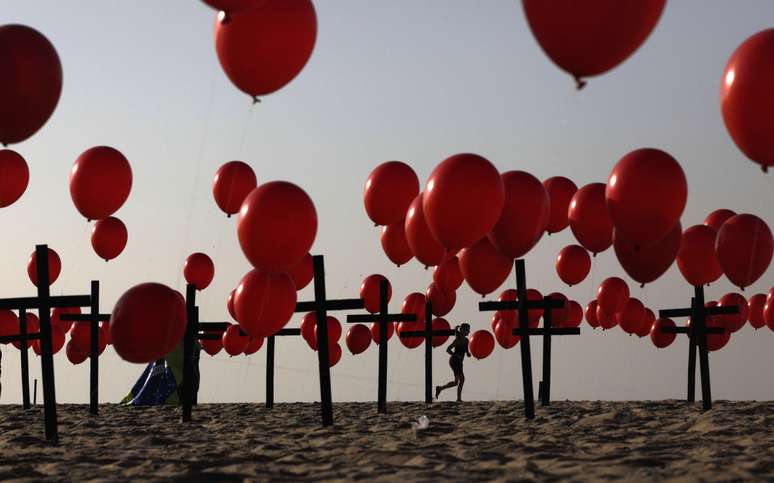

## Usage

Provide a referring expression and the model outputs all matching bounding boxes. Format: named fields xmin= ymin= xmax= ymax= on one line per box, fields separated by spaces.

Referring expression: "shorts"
xmin=449 ymin=356 xmax=464 ymax=377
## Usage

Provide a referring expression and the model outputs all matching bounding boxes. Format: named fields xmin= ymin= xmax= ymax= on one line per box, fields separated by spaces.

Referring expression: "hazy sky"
xmin=1 ymin=0 xmax=772 ymax=405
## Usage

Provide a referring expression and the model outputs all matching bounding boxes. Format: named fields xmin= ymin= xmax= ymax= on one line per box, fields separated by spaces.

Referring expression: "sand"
xmin=0 ymin=400 xmax=771 ymax=481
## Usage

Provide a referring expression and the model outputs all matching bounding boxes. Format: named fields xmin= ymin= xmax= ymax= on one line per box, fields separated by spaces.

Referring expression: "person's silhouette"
xmin=435 ymin=323 xmax=471 ymax=402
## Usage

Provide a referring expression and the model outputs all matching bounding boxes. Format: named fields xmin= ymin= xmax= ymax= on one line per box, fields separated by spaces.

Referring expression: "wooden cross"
xmin=346 ymin=278 xmax=416 ymax=413
xmin=478 ymin=259 xmax=580 ymax=419
xmin=398 ymin=301 xmax=456 ymax=404
xmin=13 ymin=306 xmax=37 ymax=409
xmin=59 ymin=280 xmax=110 ymax=416
xmin=658 ymin=285 xmax=736 ymax=411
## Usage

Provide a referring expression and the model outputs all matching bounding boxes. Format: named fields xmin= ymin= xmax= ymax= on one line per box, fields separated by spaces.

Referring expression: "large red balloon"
xmin=214 ymin=0 xmax=317 ymax=99
xmin=613 ymin=223 xmax=682 ymax=286
xmin=748 ymin=293 xmax=767 ymax=330
xmin=380 ymin=221 xmax=413 ymax=267
xmin=397 ymin=321 xmax=423 ymax=349
xmin=585 ymin=300 xmax=600 ymax=329
xmin=543 ymin=176 xmax=578 ymax=234
xmin=360 ymin=274 xmax=391 ymax=314
xmin=717 ymin=293 xmax=749 ymax=333
xmin=237 ymin=181 xmax=317 ymax=272
xmin=459 ymin=238 xmax=513 ymax=297
xmin=433 ymin=256 xmax=464 ymax=293
xmin=234 ymin=269 xmax=297 ymax=337
xmin=110 ymin=283 xmax=186 ymax=363
xmin=202 ymin=0 xmax=263 ymax=14
xmin=431 ymin=318 xmax=452 ymax=347
xmin=401 ymin=293 xmax=426 ymax=325
xmin=69 ymin=146 xmax=132 ymax=221
xmin=370 ymin=322 xmax=394 ymax=344
xmin=555 ymin=244 xmax=591 ymax=286
xmin=0 ymin=150 xmax=29 ymax=207
xmin=345 ymin=324 xmax=371 ymax=355
xmin=716 ymin=214 xmax=773 ymax=289
xmin=51 ymin=306 xmax=80 ymax=333
xmin=616 ymin=297 xmax=645 ymax=335
xmin=286 ymin=253 xmax=313 ymax=291
xmin=597 ymin=277 xmax=629 ymax=315
xmin=494 ymin=318 xmax=519 ymax=349
xmin=488 ymin=171 xmax=549 ymax=258
xmin=568 ymin=183 xmax=613 ymax=254
xmin=650 ymin=318 xmax=676 ymax=349
xmin=243 ymin=336 xmax=264 ymax=355
xmin=0 ymin=25 xmax=62 ymax=145
xmin=222 ymin=324 xmax=249 ymax=356
xmin=212 ymin=161 xmax=257 ymax=217
xmin=425 ymin=283 xmax=456 ymax=317
xmin=91 ymin=217 xmax=128 ymax=261
xmin=564 ymin=300 xmax=583 ymax=329
xmin=364 ymin=161 xmax=420 ymax=226
xmin=522 ymin=0 xmax=666 ymax=87
xmin=677 ymin=225 xmax=722 ymax=286
xmin=704 ymin=209 xmax=736 ymax=233
xmin=27 ymin=247 xmax=61 ymax=287
xmin=469 ymin=330 xmax=494 ymax=359
xmin=183 ymin=252 xmax=215 ymax=290
xmin=606 ymin=148 xmax=687 ymax=247
xmin=404 ymin=193 xmax=445 ymax=267
xmin=720 ymin=29 xmax=774 ymax=172
xmin=423 ymin=153 xmax=505 ymax=250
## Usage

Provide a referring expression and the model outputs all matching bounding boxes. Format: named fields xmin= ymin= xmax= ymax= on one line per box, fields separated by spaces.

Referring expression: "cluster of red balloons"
xmin=200 ymin=325 xmax=263 ymax=357
xmin=587 ymin=277 xmax=657 ymax=338
xmin=299 ymin=312 xmax=343 ymax=366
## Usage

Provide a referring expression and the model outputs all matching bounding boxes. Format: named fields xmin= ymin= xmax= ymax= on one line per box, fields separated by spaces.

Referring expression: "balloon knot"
xmin=227 ymin=214 xmax=232 ymax=219
xmin=592 ymin=252 xmax=597 ymax=258
xmin=374 ymin=223 xmax=378 ymax=227
xmin=424 ymin=266 xmax=429 ymax=270
xmin=87 ymin=219 xmax=92 ymax=223
xmin=640 ymin=283 xmax=645 ymax=288
xmin=574 ymin=76 xmax=587 ymax=90
xmin=763 ymin=165 xmax=768 ymax=173
xmin=2 ymin=143 xmax=6 ymax=147
xmin=252 ymin=97 xmax=261 ymax=105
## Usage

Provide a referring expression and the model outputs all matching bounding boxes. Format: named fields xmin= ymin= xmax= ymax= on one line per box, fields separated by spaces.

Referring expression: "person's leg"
xmin=456 ymin=375 xmax=465 ymax=401
xmin=436 ymin=375 xmax=459 ymax=398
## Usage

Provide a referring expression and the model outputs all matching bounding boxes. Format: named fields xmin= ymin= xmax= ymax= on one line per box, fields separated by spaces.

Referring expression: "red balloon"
xmin=543 ymin=176 xmax=578 ymax=234
xmin=431 ymin=318 xmax=452 ymax=347
xmin=69 ymin=322 xmax=107 ymax=356
xmin=405 ymin=193 xmax=445 ymax=267
xmin=564 ymin=300 xmax=583 ymax=329
xmin=370 ymin=322 xmax=394 ymax=344
xmin=401 ymin=293 xmax=426 ymax=325
xmin=765 ymin=290 xmax=774 ymax=330
xmin=69 ymin=146 xmax=132 ymax=221
xmin=13 ymin=313 xmax=39 ymax=350
xmin=721 ymin=29 xmax=774 ymax=172
xmin=234 ymin=269 xmax=297 ymax=337
xmin=748 ymin=293 xmax=767 ymax=329
xmin=704 ymin=209 xmax=736 ymax=233
xmin=636 ymin=308 xmax=656 ymax=338
xmin=555 ymin=244 xmax=591 ymax=286
xmin=596 ymin=305 xmax=618 ymax=330
xmin=183 ymin=253 xmax=215 ymax=290
xmin=27 ymin=247 xmax=61 ymax=287
xmin=397 ymin=321 xmax=423 ymax=349
xmin=66 ymin=341 xmax=88 ymax=365
xmin=380 ymin=221 xmax=413 ymax=267
xmin=0 ymin=25 xmax=62 ymax=145
xmin=705 ymin=316 xmax=731 ymax=352
xmin=222 ymin=324 xmax=249 ymax=356
xmin=585 ymin=300 xmax=600 ymax=329
xmin=494 ymin=318 xmax=519 ymax=349
xmin=650 ymin=318 xmax=677 ymax=348
xmin=677 ymin=225 xmax=723 ymax=286
xmin=200 ymin=336 xmax=223 ymax=356
xmin=596 ymin=277 xmax=629 ymax=315
xmin=616 ymin=297 xmax=645 ymax=335
xmin=469 ymin=330 xmax=495 ymax=359
xmin=613 ymin=223 xmax=682 ymax=286
xmin=360 ymin=274 xmax=392 ymax=314
xmin=244 ymin=336 xmax=264 ymax=355
xmin=202 ymin=0 xmax=264 ymax=14
xmin=423 ymin=153 xmax=505 ymax=250
xmin=433 ymin=256 xmax=464 ymax=293
xmin=212 ymin=161 xmax=257 ymax=217
xmin=716 ymin=214 xmax=773 ymax=289
xmin=459 ymin=237 xmax=513 ymax=297
xmin=300 ymin=311 xmax=317 ymax=345
xmin=524 ymin=288 xmax=544 ymax=327
xmin=33 ymin=324 xmax=65 ymax=355
xmin=309 ymin=316 xmax=343 ymax=351
xmin=345 ymin=324 xmax=372 ymax=355
xmin=101 ymin=321 xmax=111 ymax=345
xmin=0 ymin=310 xmax=18 ymax=342
xmin=425 ymin=283 xmax=456 ymax=317
xmin=488 ymin=171 xmax=549 ymax=258
xmin=522 ymin=0 xmax=665 ymax=87
xmin=214 ymin=0 xmax=317 ymax=99
xmin=329 ymin=343 xmax=342 ymax=367
xmin=286 ymin=253 xmax=313 ymax=291
xmin=110 ymin=283 xmax=187 ymax=363
xmin=717 ymin=293 xmax=749 ymax=333
xmin=227 ymin=288 xmax=238 ymax=321
xmin=51 ymin=306 xmax=80 ymax=333
xmin=545 ymin=292 xmax=568 ymax=327
xmin=237 ymin=181 xmax=317 ymax=272
xmin=0 ymin=150 xmax=29 ymax=207
xmin=364 ymin=161 xmax=420 ymax=226
xmin=606 ymin=148 xmax=687 ymax=246
xmin=91 ymin=217 xmax=128 ymax=261
xmin=495 ymin=289 xmax=517 ymax=327
xmin=568 ymin=183 xmax=613 ymax=254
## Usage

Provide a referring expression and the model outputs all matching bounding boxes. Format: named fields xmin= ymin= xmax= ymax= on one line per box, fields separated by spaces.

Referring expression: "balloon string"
xmin=238 ymin=104 xmax=256 ymax=159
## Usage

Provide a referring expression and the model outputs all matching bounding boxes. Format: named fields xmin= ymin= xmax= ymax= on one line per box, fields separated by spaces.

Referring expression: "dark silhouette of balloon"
xmin=748 ymin=293 xmax=767 ymax=329
xmin=585 ymin=300 xmax=600 ymax=329
xmin=495 ymin=289 xmax=518 ymax=327
xmin=564 ymin=300 xmax=583 ymax=329
xmin=459 ymin=237 xmax=513 ymax=296
xmin=704 ymin=209 xmax=736 ymax=233
xmin=613 ymin=223 xmax=682 ymax=286
xmin=597 ymin=277 xmax=629 ymax=315
xmin=488 ymin=171 xmax=549 ymax=258
xmin=545 ymin=292 xmax=568 ymax=327
xmin=101 ymin=321 xmax=112 ymax=345
xmin=397 ymin=321 xmax=423 ymax=349
xmin=234 ymin=269 xmax=296 ymax=337
xmin=227 ymin=288 xmax=237 ymax=321
xmin=33 ymin=324 xmax=65 ymax=356
xmin=91 ymin=217 xmax=128 ymax=261
xmin=13 ymin=313 xmax=38 ymax=350
xmin=568 ymin=183 xmax=613 ymax=254
xmin=360 ymin=274 xmax=391 ymax=314
xmin=0 ymin=310 xmax=18 ymax=342
xmin=425 ymin=283 xmax=456 ymax=317
xmin=212 ymin=161 xmax=257 ymax=217
xmin=543 ymin=176 xmax=578 ymax=234
xmin=66 ymin=341 xmax=88 ymax=365
xmin=222 ymin=324 xmax=249 ymax=356
xmin=423 ymin=153 xmax=505 ymax=250
xmin=329 ymin=343 xmax=342 ymax=367
xmin=704 ymin=315 xmax=731 ymax=352
xmin=69 ymin=146 xmax=132 ymax=221
xmin=214 ymin=0 xmax=317 ymax=100
xmin=237 ymin=181 xmax=317 ymax=272
xmin=183 ymin=252 xmax=215 ymax=290
xmin=346 ymin=324 xmax=371 ymax=355
xmin=110 ymin=283 xmax=186 ymax=363
xmin=607 ymin=148 xmax=687 ymax=247
xmin=286 ymin=253 xmax=313 ymax=291
xmin=433 ymin=256 xmax=464 ymax=293
xmin=364 ymin=161 xmax=420 ymax=226
xmin=431 ymin=318 xmax=451 ymax=347
xmin=650 ymin=318 xmax=676 ymax=348
xmin=0 ymin=25 xmax=62 ymax=145
xmin=405 ymin=193 xmax=445 ymax=267
xmin=494 ymin=317 xmax=519 ymax=349
xmin=616 ymin=297 xmax=645 ymax=335
xmin=555 ymin=244 xmax=591 ymax=286
xmin=381 ymin=221 xmax=413 ymax=267
xmin=27 ymin=247 xmax=61 ymax=286
xmin=677 ymin=225 xmax=722 ymax=286
xmin=720 ymin=29 xmax=774 ymax=172
xmin=0 ymin=150 xmax=29 ymax=207
xmin=716 ymin=214 xmax=773 ymax=289
xmin=717 ymin=293 xmax=749 ymax=333
xmin=522 ymin=0 xmax=666 ymax=88
xmin=469 ymin=330 xmax=494 ymax=359
xmin=244 ymin=336 xmax=264 ymax=355
xmin=300 ymin=312 xmax=316 ymax=347
xmin=401 ymin=292 xmax=426 ymax=325
xmin=51 ymin=306 xmax=79 ymax=333
xmin=370 ymin=321 xmax=394 ymax=344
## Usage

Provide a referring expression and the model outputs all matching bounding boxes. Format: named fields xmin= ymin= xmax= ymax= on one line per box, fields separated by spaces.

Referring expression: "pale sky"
xmin=1 ymin=0 xmax=772 ymax=405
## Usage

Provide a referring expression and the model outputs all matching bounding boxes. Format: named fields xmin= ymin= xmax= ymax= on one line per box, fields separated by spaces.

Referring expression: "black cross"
xmin=59 ymin=280 xmax=110 ymax=416
xmin=398 ymin=301 xmax=456 ymax=404
xmin=12 ymin=306 xmax=38 ymax=410
xmin=0 ymin=245 xmax=91 ymax=442
xmin=658 ymin=285 xmax=736 ymax=411
xmin=346 ymin=278 xmax=416 ymax=413
xmin=478 ymin=259 xmax=580 ymax=419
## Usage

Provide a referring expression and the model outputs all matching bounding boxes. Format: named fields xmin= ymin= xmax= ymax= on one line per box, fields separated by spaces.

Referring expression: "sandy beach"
xmin=0 ymin=400 xmax=771 ymax=481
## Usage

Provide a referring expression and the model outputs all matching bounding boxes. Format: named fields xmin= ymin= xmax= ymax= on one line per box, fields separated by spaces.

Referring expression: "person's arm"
xmin=446 ymin=337 xmax=458 ymax=355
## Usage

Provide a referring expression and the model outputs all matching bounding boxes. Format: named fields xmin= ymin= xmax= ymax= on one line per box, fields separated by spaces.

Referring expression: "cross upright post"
xmin=182 ymin=284 xmax=198 ymax=423
xmin=263 ymin=327 xmax=301 ymax=409
xmin=19 ymin=306 xmax=31 ymax=409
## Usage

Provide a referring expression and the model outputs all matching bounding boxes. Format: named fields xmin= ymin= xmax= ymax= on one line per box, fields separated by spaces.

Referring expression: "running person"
xmin=435 ymin=323 xmax=471 ymax=401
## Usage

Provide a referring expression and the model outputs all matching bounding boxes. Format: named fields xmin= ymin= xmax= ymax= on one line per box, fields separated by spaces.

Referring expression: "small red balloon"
xmin=380 ymin=221 xmax=413 ymax=267
xmin=370 ymin=322 xmax=394 ymax=344
xmin=459 ymin=237 xmax=513 ymax=297
xmin=555 ymin=244 xmax=591 ymax=286
xmin=431 ymin=317 xmax=452 ymax=347
xmin=397 ymin=321 xmax=423 ymax=349
xmin=234 ymin=269 xmax=297 ymax=337
xmin=717 ymin=293 xmax=749 ymax=333
xmin=585 ymin=300 xmax=600 ymax=329
xmin=227 ymin=288 xmax=238 ymax=321
xmin=0 ymin=150 xmax=29 ymax=207
xmin=244 ymin=336 xmax=264 ymax=355
xmin=69 ymin=146 xmax=132 ymax=221
xmin=596 ymin=277 xmax=630 ymax=315
xmin=200 ymin=336 xmax=223 ymax=356
xmin=364 ymin=161 xmax=420 ymax=226
xmin=329 ymin=343 xmax=343 ymax=367
xmin=69 ymin=322 xmax=107 ymax=356
xmin=91 ymin=217 xmax=128 ymax=261
xmin=360 ymin=274 xmax=391 ymax=314
xmin=677 ymin=225 xmax=723 ymax=286
xmin=222 ymin=324 xmax=249 ymax=356
xmin=51 ymin=306 xmax=80 ymax=333
xmin=405 ymin=193 xmax=445 ymax=267
xmin=495 ymin=289 xmax=518 ymax=327
xmin=183 ymin=253 xmax=215 ymax=290
xmin=568 ymin=183 xmax=613 ymax=254
xmin=494 ymin=318 xmax=519 ymax=349
xmin=425 ymin=283 xmax=456 ymax=317
xmin=716 ymin=214 xmax=773 ymax=289
xmin=748 ymin=293 xmax=767 ymax=329
xmin=488 ymin=171 xmax=549 ymax=258
xmin=564 ymin=300 xmax=583 ymax=329
xmin=66 ymin=341 xmax=88 ymax=365
xmin=345 ymin=324 xmax=372 ymax=355
xmin=300 ymin=312 xmax=317 ymax=346
xmin=636 ymin=309 xmax=656 ymax=338
xmin=616 ymin=297 xmax=645 ymax=335
xmin=613 ymin=223 xmax=682 ymax=286
xmin=433 ymin=256 xmax=464 ymax=293
xmin=309 ymin=316 xmax=342 ymax=351
xmin=765 ymin=290 xmax=774 ymax=330
xmin=545 ymin=292 xmax=568 ymax=327
xmin=596 ymin=305 xmax=618 ymax=330
xmin=469 ymin=330 xmax=495 ymax=359
xmin=543 ymin=176 xmax=578 ymax=234
xmin=401 ymin=293 xmax=426 ymax=325
xmin=13 ymin=313 xmax=39 ymax=350
xmin=704 ymin=209 xmax=736 ymax=233
xmin=212 ymin=161 xmax=257 ymax=217
xmin=27 ymin=247 xmax=61 ymax=287
xmin=705 ymin=316 xmax=731 ymax=352
xmin=286 ymin=253 xmax=313 ymax=291
xmin=650 ymin=318 xmax=677 ymax=348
